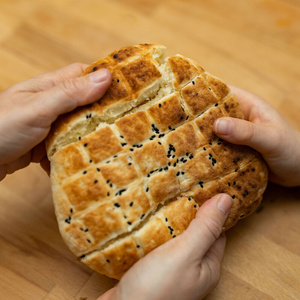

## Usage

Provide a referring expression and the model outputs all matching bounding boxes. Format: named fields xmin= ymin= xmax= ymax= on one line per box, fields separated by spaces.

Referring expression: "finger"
xmin=32 ymin=68 xmax=112 ymax=126
xmin=229 ymin=85 xmax=268 ymax=120
xmin=180 ymin=194 xmax=233 ymax=262
xmin=198 ymin=234 xmax=226 ymax=293
xmin=14 ymin=63 xmax=89 ymax=93
xmin=202 ymin=233 xmax=226 ymax=274
xmin=97 ymin=287 xmax=117 ymax=300
xmin=213 ymin=117 xmax=277 ymax=154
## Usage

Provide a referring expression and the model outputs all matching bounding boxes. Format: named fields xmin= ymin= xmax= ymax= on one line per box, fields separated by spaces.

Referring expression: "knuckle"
xmin=60 ymin=78 xmax=84 ymax=99
xmin=202 ymin=217 xmax=222 ymax=241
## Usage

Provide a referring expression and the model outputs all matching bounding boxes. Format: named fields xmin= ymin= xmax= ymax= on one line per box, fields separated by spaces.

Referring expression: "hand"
xmin=0 ymin=63 xmax=112 ymax=180
xmin=98 ymin=194 xmax=233 ymax=300
xmin=213 ymin=86 xmax=300 ymax=187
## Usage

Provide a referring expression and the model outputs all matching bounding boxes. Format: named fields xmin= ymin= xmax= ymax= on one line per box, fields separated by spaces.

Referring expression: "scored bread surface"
xmin=47 ymin=43 xmax=268 ymax=279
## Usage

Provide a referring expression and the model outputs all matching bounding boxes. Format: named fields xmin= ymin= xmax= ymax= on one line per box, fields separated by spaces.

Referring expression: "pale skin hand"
xmin=214 ymin=86 xmax=300 ymax=187
xmin=0 ymin=63 xmax=112 ymax=181
xmin=98 ymin=194 xmax=233 ymax=300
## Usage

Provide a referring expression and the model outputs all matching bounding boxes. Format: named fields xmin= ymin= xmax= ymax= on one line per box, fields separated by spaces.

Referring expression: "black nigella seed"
xmin=113 ymin=54 xmax=118 ymax=59
xmin=186 ymin=115 xmax=189 ymax=120
xmin=233 ymin=181 xmax=236 ymax=185
xmin=124 ymin=215 xmax=127 ymax=219
xmin=203 ymin=147 xmax=206 ymax=151
xmin=235 ymin=169 xmax=238 ymax=172
xmin=92 ymin=66 xmax=97 ymax=72
xmin=84 ymin=143 xmax=88 ymax=147
xmin=173 ymin=163 xmax=177 ymax=167
xmin=90 ymin=159 xmax=93 ymax=163
xmin=106 ymin=259 xmax=110 ymax=263
xmin=158 ymin=142 xmax=162 ymax=145
xmin=83 ymin=171 xmax=87 ymax=175
xmin=127 ymin=221 xmax=132 ymax=225
xmin=168 ymin=126 xmax=172 ymax=130
xmin=120 ymin=135 xmax=124 ymax=138
xmin=194 ymin=205 xmax=197 ymax=208
xmin=107 ymin=192 xmax=110 ymax=196
xmin=228 ymin=182 xmax=231 ymax=187
xmin=208 ymin=87 xmax=212 ymax=90
xmin=159 ymin=103 xmax=162 ymax=107
xmin=80 ymin=254 xmax=86 ymax=258
xmin=199 ymin=181 xmax=204 ymax=188
xmin=94 ymin=180 xmax=98 ymax=184
xmin=117 ymin=79 xmax=120 ymax=82
xmin=141 ymin=214 xmax=145 ymax=219
xmin=106 ymin=161 xmax=110 ymax=164
xmin=181 ymin=172 xmax=185 ymax=175
xmin=85 ymin=228 xmax=89 ymax=232
xmin=121 ymin=143 xmax=127 ymax=147
xmin=97 ymin=168 xmax=100 ymax=172
xmin=137 ymin=245 xmax=140 ymax=248
xmin=189 ymin=155 xmax=193 ymax=159
xmin=128 ymin=162 xmax=132 ymax=166
xmin=130 ymin=202 xmax=134 ymax=207
xmin=215 ymin=103 xmax=219 ymax=107
xmin=172 ymin=155 xmax=175 ymax=159
xmin=114 ymin=155 xmax=118 ymax=158
xmin=70 ymin=208 xmax=73 ymax=213
xmin=117 ymin=189 xmax=126 ymax=196
xmin=192 ymin=81 xmax=195 ymax=85
xmin=146 ymin=187 xmax=149 ymax=192
xmin=188 ymin=197 xmax=192 ymax=201
xmin=180 ymin=115 xmax=184 ymax=120
xmin=173 ymin=235 xmax=176 ymax=238
xmin=87 ymin=239 xmax=91 ymax=243
xmin=209 ymin=142 xmax=213 ymax=145
xmin=168 ymin=162 xmax=171 ymax=166
xmin=165 ymin=218 xmax=168 ymax=222
xmin=232 ymin=195 xmax=236 ymax=199
xmin=114 ymin=203 xmax=121 ymax=207
xmin=130 ymin=148 xmax=134 ymax=152
xmin=78 ymin=136 xmax=81 ymax=140
xmin=176 ymin=172 xmax=180 ymax=176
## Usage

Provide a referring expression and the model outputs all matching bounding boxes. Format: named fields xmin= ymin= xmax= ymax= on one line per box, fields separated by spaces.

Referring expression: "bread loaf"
xmin=46 ymin=43 xmax=268 ymax=279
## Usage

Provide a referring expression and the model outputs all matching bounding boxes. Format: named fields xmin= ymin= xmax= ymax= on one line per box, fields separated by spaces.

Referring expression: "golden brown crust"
xmin=48 ymin=44 xmax=268 ymax=280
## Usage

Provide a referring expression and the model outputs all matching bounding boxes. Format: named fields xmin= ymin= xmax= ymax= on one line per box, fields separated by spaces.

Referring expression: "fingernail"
xmin=215 ymin=119 xmax=232 ymax=135
xmin=217 ymin=194 xmax=233 ymax=215
xmin=89 ymin=68 xmax=110 ymax=83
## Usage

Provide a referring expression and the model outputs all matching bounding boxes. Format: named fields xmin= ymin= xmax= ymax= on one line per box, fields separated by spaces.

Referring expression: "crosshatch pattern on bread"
xmin=46 ymin=44 xmax=268 ymax=279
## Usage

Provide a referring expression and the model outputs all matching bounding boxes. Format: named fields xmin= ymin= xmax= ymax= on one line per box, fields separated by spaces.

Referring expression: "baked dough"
xmin=46 ymin=44 xmax=268 ymax=279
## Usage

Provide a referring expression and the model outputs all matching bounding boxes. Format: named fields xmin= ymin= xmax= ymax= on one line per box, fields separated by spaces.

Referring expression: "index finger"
xmin=13 ymin=62 xmax=89 ymax=93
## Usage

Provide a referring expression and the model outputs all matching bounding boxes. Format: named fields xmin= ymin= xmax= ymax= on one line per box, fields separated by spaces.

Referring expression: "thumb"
xmin=35 ymin=68 xmax=112 ymax=125
xmin=213 ymin=117 xmax=275 ymax=154
xmin=180 ymin=194 xmax=233 ymax=262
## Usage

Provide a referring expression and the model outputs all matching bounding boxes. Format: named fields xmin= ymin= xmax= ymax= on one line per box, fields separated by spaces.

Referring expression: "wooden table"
xmin=0 ymin=0 xmax=299 ymax=299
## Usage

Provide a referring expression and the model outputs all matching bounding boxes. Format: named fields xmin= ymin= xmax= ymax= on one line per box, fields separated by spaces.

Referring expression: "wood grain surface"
xmin=0 ymin=0 xmax=300 ymax=299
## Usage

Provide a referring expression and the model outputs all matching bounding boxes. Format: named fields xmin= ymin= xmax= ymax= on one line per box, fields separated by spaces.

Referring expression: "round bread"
xmin=46 ymin=43 xmax=268 ymax=279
